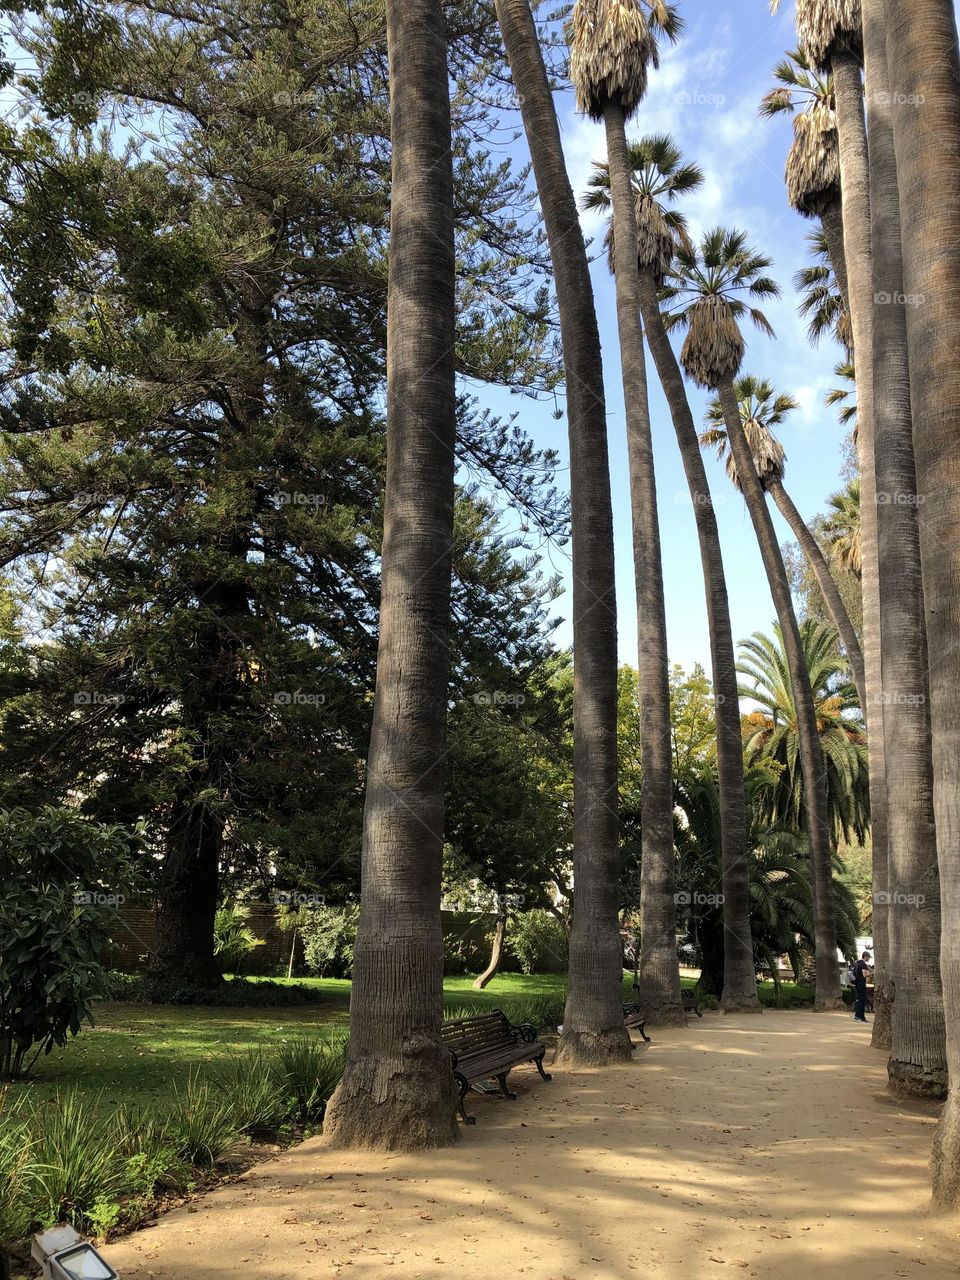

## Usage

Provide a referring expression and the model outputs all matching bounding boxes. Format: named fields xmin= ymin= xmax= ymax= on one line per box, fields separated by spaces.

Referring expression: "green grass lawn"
xmin=6 ymin=971 xmax=814 ymax=1114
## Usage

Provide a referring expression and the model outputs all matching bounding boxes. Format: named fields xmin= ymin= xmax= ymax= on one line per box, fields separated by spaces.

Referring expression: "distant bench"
xmin=441 ymin=1010 xmax=551 ymax=1124
xmin=622 ymin=1003 xmax=651 ymax=1041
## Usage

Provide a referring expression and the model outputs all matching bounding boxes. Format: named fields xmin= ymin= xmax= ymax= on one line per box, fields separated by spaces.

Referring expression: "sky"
xmin=488 ymin=0 xmax=852 ymax=676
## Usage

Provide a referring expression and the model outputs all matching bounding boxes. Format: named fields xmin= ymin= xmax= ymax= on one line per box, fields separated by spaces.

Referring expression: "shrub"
xmin=0 ymin=807 xmax=140 ymax=1078
xmin=167 ymin=1076 xmax=242 ymax=1167
xmin=271 ymin=1031 xmax=347 ymax=1123
xmin=108 ymin=974 xmax=328 ymax=1007
xmin=507 ymin=910 xmax=568 ymax=975
xmin=213 ymin=906 xmax=264 ymax=976
xmin=27 ymin=1090 xmax=126 ymax=1231
xmin=300 ymin=906 xmax=359 ymax=978
xmin=113 ymin=1106 xmax=190 ymax=1194
xmin=211 ymin=1053 xmax=288 ymax=1133
xmin=0 ymin=1092 xmax=39 ymax=1241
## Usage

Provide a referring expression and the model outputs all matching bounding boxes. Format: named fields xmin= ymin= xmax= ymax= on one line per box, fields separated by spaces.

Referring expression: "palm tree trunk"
xmin=637 ymin=273 xmax=759 ymax=1014
xmin=819 ymin=195 xmax=851 ymax=329
xmin=864 ymin=0 xmax=945 ymax=1100
xmin=831 ymin=45 xmax=893 ymax=1049
xmin=473 ymin=909 xmax=507 ymax=990
xmin=882 ymin=0 xmax=960 ymax=1201
xmin=602 ymin=103 xmax=680 ymax=1026
xmin=766 ymin=478 xmax=867 ymax=714
xmin=323 ymin=0 xmax=460 ymax=1150
xmin=717 ymin=376 xmax=843 ymax=1010
xmin=495 ymin=0 xmax=630 ymax=1064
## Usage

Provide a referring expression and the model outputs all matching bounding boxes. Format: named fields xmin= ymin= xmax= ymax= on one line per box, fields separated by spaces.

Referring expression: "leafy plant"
xmin=211 ymin=1053 xmax=288 ymax=1133
xmin=0 ymin=1091 xmax=39 ymax=1241
xmin=167 ymin=1076 xmax=241 ymax=1168
xmin=506 ymin=910 xmax=568 ymax=976
xmin=299 ymin=906 xmax=359 ymax=978
xmin=113 ymin=1106 xmax=190 ymax=1194
xmin=272 ymin=1032 xmax=347 ymax=1123
xmin=0 ymin=807 xmax=140 ymax=1078
xmin=213 ymin=906 xmax=264 ymax=976
xmin=28 ymin=1090 xmax=126 ymax=1231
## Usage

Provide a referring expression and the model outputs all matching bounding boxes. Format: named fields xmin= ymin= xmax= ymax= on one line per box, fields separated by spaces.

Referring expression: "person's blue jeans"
xmin=854 ymin=985 xmax=868 ymax=1019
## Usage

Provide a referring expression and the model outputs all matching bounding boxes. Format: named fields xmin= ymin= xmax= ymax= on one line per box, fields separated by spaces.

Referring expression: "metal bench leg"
xmin=535 ymin=1052 xmax=552 ymax=1082
xmin=496 ymin=1072 xmax=518 ymax=1100
xmin=456 ymin=1073 xmax=476 ymax=1125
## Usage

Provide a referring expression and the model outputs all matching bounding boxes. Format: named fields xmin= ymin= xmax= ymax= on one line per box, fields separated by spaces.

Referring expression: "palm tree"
xmin=662 ymin=227 xmax=843 ymax=1009
xmin=323 ymin=0 xmax=460 ymax=1149
xmin=863 ymin=0 xmax=942 ymax=1084
xmin=794 ymin=227 xmax=851 ymax=352
xmin=569 ymin=0 xmax=682 ymax=1026
xmin=882 ymin=0 xmax=960 ymax=1198
xmin=760 ymin=49 xmax=849 ymax=317
xmin=823 ymin=479 xmax=861 ymax=577
xmin=825 ymin=361 xmax=858 ymax=432
xmin=495 ymin=0 xmax=632 ymax=1064
xmin=582 ymin=136 xmax=760 ymax=1014
xmin=738 ymin=621 xmax=869 ymax=846
xmin=701 ymin=375 xmax=867 ymax=714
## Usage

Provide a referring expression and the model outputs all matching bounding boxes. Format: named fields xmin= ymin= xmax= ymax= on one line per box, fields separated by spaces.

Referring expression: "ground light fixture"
xmin=31 ymin=1226 xmax=119 ymax=1279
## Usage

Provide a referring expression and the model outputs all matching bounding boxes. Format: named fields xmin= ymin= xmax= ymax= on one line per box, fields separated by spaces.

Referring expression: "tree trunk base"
xmin=812 ymin=997 xmax=847 ymax=1012
xmin=887 ymin=1057 xmax=948 ymax=1101
xmin=323 ymin=1041 xmax=461 ymax=1151
xmin=144 ymin=960 xmax=225 ymax=999
xmin=871 ymin=987 xmax=893 ymax=1050
xmin=554 ymin=1025 xmax=633 ymax=1066
xmin=932 ymin=1092 xmax=960 ymax=1208
xmin=721 ymin=991 xmax=762 ymax=1014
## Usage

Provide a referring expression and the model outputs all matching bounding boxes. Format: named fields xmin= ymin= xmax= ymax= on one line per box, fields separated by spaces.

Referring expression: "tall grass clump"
xmin=0 ymin=1092 xmax=39 ymax=1241
xmin=167 ymin=1075 xmax=241 ymax=1168
xmin=272 ymin=1031 xmax=347 ymax=1123
xmin=210 ymin=1052 xmax=288 ymax=1133
xmin=27 ymin=1090 xmax=125 ymax=1231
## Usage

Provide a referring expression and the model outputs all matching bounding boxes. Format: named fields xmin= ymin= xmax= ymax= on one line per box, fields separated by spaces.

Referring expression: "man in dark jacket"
xmin=852 ymin=951 xmax=872 ymax=1022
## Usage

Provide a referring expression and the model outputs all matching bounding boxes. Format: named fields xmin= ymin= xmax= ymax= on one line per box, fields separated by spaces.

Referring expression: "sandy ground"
xmin=103 ymin=1010 xmax=960 ymax=1280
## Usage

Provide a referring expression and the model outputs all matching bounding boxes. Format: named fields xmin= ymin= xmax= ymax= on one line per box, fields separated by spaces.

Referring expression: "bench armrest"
xmin=511 ymin=1021 xmax=539 ymax=1043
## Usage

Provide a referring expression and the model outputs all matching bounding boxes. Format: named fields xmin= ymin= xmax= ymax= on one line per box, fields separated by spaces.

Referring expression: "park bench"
xmin=682 ymin=988 xmax=703 ymax=1018
xmin=441 ymin=1010 xmax=551 ymax=1124
xmin=622 ymin=1002 xmax=651 ymax=1041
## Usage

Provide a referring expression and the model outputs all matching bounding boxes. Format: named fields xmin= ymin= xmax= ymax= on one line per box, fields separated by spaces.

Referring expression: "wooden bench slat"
xmin=441 ymin=1009 xmax=551 ymax=1125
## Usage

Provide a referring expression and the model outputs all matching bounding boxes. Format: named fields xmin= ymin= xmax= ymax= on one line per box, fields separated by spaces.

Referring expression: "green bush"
xmin=27 ymin=1090 xmax=126 ymax=1231
xmin=271 ymin=1032 xmax=347 ymax=1123
xmin=300 ymin=905 xmax=359 ymax=978
xmin=105 ymin=973 xmax=327 ymax=1007
xmin=213 ymin=906 xmax=264 ymax=976
xmin=0 ymin=1092 xmax=39 ymax=1242
xmin=0 ymin=807 xmax=140 ymax=1078
xmin=507 ymin=910 xmax=568 ymax=976
xmin=211 ymin=1053 xmax=288 ymax=1133
xmin=167 ymin=1076 xmax=242 ymax=1168
xmin=113 ymin=1106 xmax=190 ymax=1194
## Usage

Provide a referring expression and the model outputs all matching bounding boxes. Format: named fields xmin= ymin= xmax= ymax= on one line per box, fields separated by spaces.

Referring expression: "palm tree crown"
xmin=738 ymin=619 xmax=869 ymax=845
xmin=794 ymin=227 xmax=850 ymax=350
xmin=822 ymin=478 xmax=861 ymax=578
xmin=660 ymin=227 xmax=780 ymax=388
xmin=826 ymin=359 xmax=857 ymax=430
xmin=569 ymin=0 xmax=682 ymax=121
xmin=701 ymin=374 xmax=796 ymax=491
xmin=581 ymin=134 xmax=702 ymax=279
xmin=760 ymin=50 xmax=839 ymax=217
xmin=794 ymin=0 xmax=863 ymax=71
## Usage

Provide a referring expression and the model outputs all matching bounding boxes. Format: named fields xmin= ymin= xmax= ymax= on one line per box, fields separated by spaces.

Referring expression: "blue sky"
xmin=492 ymin=0 xmax=851 ymax=675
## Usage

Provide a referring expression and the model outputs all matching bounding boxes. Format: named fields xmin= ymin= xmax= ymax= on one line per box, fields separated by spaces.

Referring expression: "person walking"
xmin=852 ymin=951 xmax=873 ymax=1022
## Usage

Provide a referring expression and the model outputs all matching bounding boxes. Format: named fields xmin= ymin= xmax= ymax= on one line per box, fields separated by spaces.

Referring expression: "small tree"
xmin=0 ymin=806 xmax=139 ymax=1078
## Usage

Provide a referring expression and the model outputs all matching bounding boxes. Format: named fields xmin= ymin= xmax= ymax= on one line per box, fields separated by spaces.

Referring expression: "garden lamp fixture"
xmin=31 ymin=1226 xmax=119 ymax=1279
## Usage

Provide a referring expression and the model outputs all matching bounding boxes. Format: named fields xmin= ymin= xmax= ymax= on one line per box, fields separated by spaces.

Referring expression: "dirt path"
xmin=103 ymin=1010 xmax=960 ymax=1280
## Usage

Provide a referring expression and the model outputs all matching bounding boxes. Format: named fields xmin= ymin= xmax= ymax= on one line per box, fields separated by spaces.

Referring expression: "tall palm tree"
xmin=822 ymin=479 xmax=861 ymax=578
xmin=323 ymin=0 xmax=460 ymax=1150
xmin=738 ymin=621 xmax=869 ymax=847
xmin=825 ymin=361 xmax=858 ymax=433
xmin=760 ymin=49 xmax=849 ymax=317
xmin=569 ymin=0 xmax=682 ymax=1025
xmin=882 ymin=0 xmax=960 ymax=1199
xmin=582 ymin=136 xmax=760 ymax=1014
xmin=863 ymin=0 xmax=942 ymax=1085
xmin=794 ymin=227 xmax=851 ymax=352
xmin=702 ymin=375 xmax=867 ymax=714
xmin=495 ymin=0 xmax=632 ymax=1064
xmin=785 ymin=0 xmax=893 ymax=1048
xmin=662 ymin=227 xmax=843 ymax=1009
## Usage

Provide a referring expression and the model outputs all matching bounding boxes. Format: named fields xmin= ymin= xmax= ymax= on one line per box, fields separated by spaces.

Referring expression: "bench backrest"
xmin=441 ymin=1010 xmax=515 ymax=1058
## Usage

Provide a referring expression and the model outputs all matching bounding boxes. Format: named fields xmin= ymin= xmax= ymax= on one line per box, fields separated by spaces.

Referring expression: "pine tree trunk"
xmin=832 ymin=46 xmax=893 ymax=1048
xmin=473 ymin=911 xmax=507 ymax=990
xmin=637 ymin=273 xmax=759 ymax=1014
xmin=718 ymin=377 xmax=843 ymax=1010
xmin=881 ymin=0 xmax=960 ymax=1200
xmin=322 ymin=0 xmax=460 ymax=1150
xmin=495 ymin=0 xmax=630 ymax=1064
xmin=864 ymin=0 xmax=945 ymax=1100
xmin=152 ymin=782 xmax=224 ymax=988
xmin=767 ymin=479 xmax=867 ymax=714
xmin=602 ymin=103 xmax=681 ymax=1027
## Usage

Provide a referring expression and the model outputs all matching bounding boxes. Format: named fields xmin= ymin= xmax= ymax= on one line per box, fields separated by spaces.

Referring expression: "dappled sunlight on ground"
xmin=102 ymin=1011 xmax=960 ymax=1280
